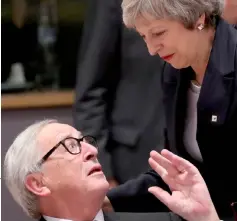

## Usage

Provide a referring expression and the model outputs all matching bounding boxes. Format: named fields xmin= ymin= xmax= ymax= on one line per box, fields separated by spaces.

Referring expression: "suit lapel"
xmin=103 ymin=212 xmax=113 ymax=221
xmin=163 ymin=64 xmax=193 ymax=161
xmin=39 ymin=216 xmax=46 ymax=221
xmin=40 ymin=212 xmax=183 ymax=221
xmin=162 ymin=65 xmax=181 ymax=155
xmin=174 ymin=69 xmax=193 ymax=160
xmin=196 ymin=18 xmax=236 ymax=166
xmin=104 ymin=212 xmax=183 ymax=221
xmin=197 ymin=17 xmax=236 ymax=128
xmin=197 ymin=67 xmax=234 ymax=127
xmin=103 ymin=212 xmax=119 ymax=221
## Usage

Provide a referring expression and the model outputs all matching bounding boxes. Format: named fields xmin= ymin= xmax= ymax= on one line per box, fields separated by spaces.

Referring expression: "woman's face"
xmin=134 ymin=15 xmax=205 ymax=69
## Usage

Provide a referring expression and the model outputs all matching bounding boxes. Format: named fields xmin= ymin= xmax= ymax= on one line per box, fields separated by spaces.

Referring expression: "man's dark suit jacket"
xmin=39 ymin=212 xmax=182 ymax=221
xmin=107 ymin=17 xmax=237 ymax=220
xmin=73 ymin=0 xmax=165 ymax=182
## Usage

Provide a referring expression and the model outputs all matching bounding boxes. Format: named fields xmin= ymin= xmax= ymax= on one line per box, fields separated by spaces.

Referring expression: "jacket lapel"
xmin=104 ymin=212 xmax=183 ymax=221
xmin=103 ymin=212 xmax=118 ymax=221
xmin=39 ymin=216 xmax=46 ymax=221
xmin=162 ymin=64 xmax=180 ymax=155
xmin=163 ymin=64 xmax=194 ymax=162
xmin=197 ymin=17 xmax=236 ymax=128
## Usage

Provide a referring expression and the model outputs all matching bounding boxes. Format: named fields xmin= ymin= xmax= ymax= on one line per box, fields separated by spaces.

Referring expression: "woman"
xmin=105 ymin=0 xmax=237 ymax=220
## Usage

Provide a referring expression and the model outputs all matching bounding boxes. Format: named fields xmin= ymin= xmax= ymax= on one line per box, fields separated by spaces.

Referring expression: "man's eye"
xmin=69 ymin=143 xmax=77 ymax=149
xmin=65 ymin=139 xmax=78 ymax=149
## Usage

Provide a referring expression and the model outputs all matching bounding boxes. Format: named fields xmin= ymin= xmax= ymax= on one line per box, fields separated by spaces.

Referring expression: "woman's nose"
xmin=146 ymin=42 xmax=158 ymax=56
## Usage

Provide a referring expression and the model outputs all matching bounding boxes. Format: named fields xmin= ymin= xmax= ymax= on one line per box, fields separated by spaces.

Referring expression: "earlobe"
xmin=196 ymin=14 xmax=206 ymax=30
xmin=25 ymin=174 xmax=51 ymax=197
xmin=197 ymin=24 xmax=204 ymax=30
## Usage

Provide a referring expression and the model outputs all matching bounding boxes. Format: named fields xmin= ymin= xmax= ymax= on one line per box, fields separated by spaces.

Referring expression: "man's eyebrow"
xmin=55 ymin=133 xmax=70 ymax=142
xmin=58 ymin=132 xmax=83 ymax=141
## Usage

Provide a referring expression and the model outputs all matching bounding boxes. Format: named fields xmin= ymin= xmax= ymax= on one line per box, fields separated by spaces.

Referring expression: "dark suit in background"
xmin=73 ymin=0 xmax=165 ymax=183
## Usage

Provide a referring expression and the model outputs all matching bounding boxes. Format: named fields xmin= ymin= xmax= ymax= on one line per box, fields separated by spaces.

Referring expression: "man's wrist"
xmin=204 ymin=209 xmax=220 ymax=221
xmin=191 ymin=207 xmax=220 ymax=221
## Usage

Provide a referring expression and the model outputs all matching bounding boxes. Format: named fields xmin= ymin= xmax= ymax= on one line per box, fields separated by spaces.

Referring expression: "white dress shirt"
xmin=43 ymin=209 xmax=104 ymax=221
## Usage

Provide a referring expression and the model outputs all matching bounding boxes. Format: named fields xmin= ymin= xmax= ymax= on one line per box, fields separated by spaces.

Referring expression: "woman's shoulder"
xmin=219 ymin=19 xmax=237 ymax=57
xmin=208 ymin=18 xmax=236 ymax=73
xmin=215 ymin=18 xmax=237 ymax=44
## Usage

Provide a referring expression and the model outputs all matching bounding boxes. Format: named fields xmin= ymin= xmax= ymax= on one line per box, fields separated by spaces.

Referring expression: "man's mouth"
xmin=88 ymin=164 xmax=103 ymax=176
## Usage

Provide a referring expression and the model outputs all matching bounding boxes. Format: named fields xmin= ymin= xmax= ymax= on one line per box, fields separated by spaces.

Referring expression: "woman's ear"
xmin=25 ymin=173 xmax=51 ymax=197
xmin=196 ymin=14 xmax=206 ymax=30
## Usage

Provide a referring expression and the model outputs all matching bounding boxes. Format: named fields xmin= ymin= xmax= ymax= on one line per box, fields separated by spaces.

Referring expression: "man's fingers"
xmin=149 ymin=157 xmax=167 ymax=177
xmin=149 ymin=157 xmax=176 ymax=187
xmin=148 ymin=186 xmax=173 ymax=209
xmin=160 ymin=149 xmax=177 ymax=163
xmin=150 ymin=150 xmax=179 ymax=176
xmin=161 ymin=149 xmax=198 ymax=176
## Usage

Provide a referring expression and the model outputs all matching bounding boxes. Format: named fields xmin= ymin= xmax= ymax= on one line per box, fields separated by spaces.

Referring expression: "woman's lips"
xmin=161 ymin=53 xmax=174 ymax=61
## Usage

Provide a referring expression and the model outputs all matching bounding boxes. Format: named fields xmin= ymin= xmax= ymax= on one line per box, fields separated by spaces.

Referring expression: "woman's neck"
xmin=191 ymin=27 xmax=215 ymax=85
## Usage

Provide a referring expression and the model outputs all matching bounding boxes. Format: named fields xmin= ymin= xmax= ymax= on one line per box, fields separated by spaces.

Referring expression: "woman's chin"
xmin=169 ymin=61 xmax=189 ymax=70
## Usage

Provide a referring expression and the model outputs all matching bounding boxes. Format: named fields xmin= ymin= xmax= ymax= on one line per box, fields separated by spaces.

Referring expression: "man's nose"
xmin=81 ymin=142 xmax=98 ymax=161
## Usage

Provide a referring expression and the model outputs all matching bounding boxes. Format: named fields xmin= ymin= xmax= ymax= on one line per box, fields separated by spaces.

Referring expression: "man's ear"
xmin=25 ymin=173 xmax=51 ymax=197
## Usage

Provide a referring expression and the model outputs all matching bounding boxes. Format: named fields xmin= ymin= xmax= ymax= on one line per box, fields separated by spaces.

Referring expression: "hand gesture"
xmin=148 ymin=149 xmax=219 ymax=221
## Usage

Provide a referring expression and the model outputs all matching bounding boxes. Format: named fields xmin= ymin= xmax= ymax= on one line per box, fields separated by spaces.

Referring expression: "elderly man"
xmin=4 ymin=119 xmax=180 ymax=221
xmin=4 ymin=119 xmax=233 ymax=221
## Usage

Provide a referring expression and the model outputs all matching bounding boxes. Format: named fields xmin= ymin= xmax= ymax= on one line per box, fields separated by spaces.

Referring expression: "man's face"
xmin=35 ymin=123 xmax=109 ymax=200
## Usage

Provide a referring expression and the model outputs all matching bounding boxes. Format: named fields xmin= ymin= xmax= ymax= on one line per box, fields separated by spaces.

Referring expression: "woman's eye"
xmin=152 ymin=31 xmax=165 ymax=37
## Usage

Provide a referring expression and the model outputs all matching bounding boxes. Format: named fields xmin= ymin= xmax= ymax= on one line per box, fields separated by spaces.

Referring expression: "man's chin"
xmin=89 ymin=180 xmax=110 ymax=200
xmin=88 ymin=175 xmax=110 ymax=190
xmin=101 ymin=179 xmax=110 ymax=193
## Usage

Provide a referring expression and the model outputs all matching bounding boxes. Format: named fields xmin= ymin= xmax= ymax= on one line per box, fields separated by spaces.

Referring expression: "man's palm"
xmin=148 ymin=150 xmax=218 ymax=221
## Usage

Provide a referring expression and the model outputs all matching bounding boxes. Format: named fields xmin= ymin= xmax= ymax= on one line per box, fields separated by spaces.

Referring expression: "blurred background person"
xmin=222 ymin=0 xmax=237 ymax=25
xmin=73 ymin=0 xmax=165 ymax=185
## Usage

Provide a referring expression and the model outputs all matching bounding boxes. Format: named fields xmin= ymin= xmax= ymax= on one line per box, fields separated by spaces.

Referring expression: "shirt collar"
xmin=43 ymin=209 xmax=104 ymax=221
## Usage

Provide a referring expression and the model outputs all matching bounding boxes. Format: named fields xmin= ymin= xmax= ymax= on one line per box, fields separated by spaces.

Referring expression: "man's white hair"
xmin=4 ymin=119 xmax=58 ymax=219
xmin=122 ymin=0 xmax=224 ymax=29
